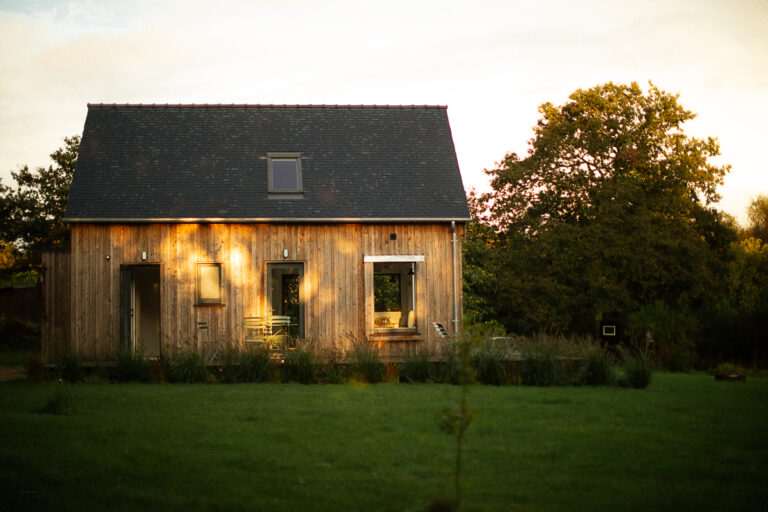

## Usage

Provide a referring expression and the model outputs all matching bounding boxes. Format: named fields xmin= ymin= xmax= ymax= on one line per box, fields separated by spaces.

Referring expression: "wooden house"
xmin=44 ymin=104 xmax=469 ymax=362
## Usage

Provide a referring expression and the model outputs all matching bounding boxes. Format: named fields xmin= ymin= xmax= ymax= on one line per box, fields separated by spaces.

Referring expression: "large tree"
xmin=0 ymin=135 xmax=80 ymax=278
xmin=472 ymin=82 xmax=733 ymax=337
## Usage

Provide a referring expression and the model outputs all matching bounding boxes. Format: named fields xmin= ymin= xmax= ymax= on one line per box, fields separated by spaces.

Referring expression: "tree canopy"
xmin=466 ymin=82 xmax=738 ymax=353
xmin=0 ymin=135 xmax=79 ymax=279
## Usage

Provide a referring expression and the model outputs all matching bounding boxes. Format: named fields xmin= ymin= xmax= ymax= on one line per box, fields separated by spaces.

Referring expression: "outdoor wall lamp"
xmin=105 ymin=255 xmax=110 ymax=261
xmin=283 ymin=249 xmax=289 ymax=258
xmin=141 ymin=251 xmax=147 ymax=261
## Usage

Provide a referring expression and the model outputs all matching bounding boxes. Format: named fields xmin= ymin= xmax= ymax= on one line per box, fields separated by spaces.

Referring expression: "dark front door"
xmin=120 ymin=265 xmax=161 ymax=356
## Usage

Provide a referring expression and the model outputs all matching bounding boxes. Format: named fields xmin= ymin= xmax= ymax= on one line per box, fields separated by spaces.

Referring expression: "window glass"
xmin=373 ymin=262 xmax=415 ymax=328
xmin=374 ymin=274 xmax=401 ymax=311
xmin=272 ymin=159 xmax=299 ymax=191
xmin=197 ymin=263 xmax=221 ymax=304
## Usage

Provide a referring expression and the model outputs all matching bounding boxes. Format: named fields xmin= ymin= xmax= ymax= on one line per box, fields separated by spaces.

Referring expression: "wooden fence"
xmin=0 ymin=282 xmax=42 ymax=325
xmin=42 ymin=251 xmax=71 ymax=363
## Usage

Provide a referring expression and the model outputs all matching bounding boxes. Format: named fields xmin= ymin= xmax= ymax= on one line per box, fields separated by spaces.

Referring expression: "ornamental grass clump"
xmin=472 ymin=339 xmax=510 ymax=386
xmin=281 ymin=343 xmax=318 ymax=384
xmin=400 ymin=348 xmax=433 ymax=383
xmin=580 ymin=344 xmax=615 ymax=386
xmin=114 ymin=350 xmax=149 ymax=382
xmin=167 ymin=351 xmax=208 ymax=383
xmin=622 ymin=356 xmax=653 ymax=389
xmin=349 ymin=340 xmax=385 ymax=383
xmin=237 ymin=347 xmax=274 ymax=383
xmin=519 ymin=333 xmax=571 ymax=386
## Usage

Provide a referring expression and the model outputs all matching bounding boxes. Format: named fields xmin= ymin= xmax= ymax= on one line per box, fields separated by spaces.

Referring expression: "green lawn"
xmin=0 ymin=374 xmax=766 ymax=512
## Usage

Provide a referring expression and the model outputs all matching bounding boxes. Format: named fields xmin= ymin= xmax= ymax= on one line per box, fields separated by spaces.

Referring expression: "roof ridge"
xmin=86 ymin=103 xmax=447 ymax=110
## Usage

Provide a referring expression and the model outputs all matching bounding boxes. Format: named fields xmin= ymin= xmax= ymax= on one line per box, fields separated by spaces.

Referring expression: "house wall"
xmin=68 ymin=223 xmax=464 ymax=361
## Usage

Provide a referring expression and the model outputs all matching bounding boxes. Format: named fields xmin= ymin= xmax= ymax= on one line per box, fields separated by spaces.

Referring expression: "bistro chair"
xmin=243 ymin=317 xmax=267 ymax=348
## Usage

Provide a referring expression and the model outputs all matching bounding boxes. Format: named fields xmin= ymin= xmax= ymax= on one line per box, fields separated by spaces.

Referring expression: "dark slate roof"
xmin=64 ymin=104 xmax=470 ymax=222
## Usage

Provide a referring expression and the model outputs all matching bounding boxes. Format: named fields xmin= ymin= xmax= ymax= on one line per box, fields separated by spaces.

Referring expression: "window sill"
xmin=369 ymin=330 xmax=423 ymax=343
xmin=268 ymin=193 xmax=304 ymax=200
xmin=374 ymin=327 xmax=417 ymax=334
xmin=195 ymin=303 xmax=226 ymax=308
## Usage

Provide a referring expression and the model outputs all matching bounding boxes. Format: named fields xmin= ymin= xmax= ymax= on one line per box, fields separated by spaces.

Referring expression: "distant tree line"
xmin=463 ymin=82 xmax=768 ymax=368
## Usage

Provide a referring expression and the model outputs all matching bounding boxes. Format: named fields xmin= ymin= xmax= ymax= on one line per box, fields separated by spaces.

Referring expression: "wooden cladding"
xmin=42 ymin=251 xmax=71 ymax=363
xmin=66 ymin=223 xmax=463 ymax=361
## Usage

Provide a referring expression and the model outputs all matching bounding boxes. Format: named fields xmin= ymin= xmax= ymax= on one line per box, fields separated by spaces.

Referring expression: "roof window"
xmin=268 ymin=152 xmax=302 ymax=195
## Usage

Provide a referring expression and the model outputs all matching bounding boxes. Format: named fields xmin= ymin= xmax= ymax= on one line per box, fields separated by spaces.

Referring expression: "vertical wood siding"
xmin=42 ymin=251 xmax=71 ymax=363
xmin=68 ymin=223 xmax=464 ymax=360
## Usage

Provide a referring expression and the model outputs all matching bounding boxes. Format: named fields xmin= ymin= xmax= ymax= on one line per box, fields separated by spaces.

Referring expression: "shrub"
xmin=349 ymin=342 xmax=385 ymax=383
xmin=281 ymin=347 xmax=318 ymax=384
xmin=115 ymin=351 xmax=149 ymax=382
xmin=41 ymin=386 xmax=75 ymax=415
xmin=167 ymin=351 xmax=208 ymax=383
xmin=400 ymin=348 xmax=433 ymax=383
xmin=713 ymin=362 xmax=745 ymax=378
xmin=580 ymin=346 xmax=615 ymax=386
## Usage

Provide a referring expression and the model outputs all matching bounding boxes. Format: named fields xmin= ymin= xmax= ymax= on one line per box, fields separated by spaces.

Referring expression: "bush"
xmin=400 ymin=348 xmax=433 ymax=383
xmin=281 ymin=347 xmax=317 ymax=384
xmin=713 ymin=362 xmax=745 ymax=378
xmin=580 ymin=346 xmax=615 ymax=386
xmin=167 ymin=351 xmax=208 ymax=383
xmin=349 ymin=342 xmax=385 ymax=383
xmin=115 ymin=351 xmax=149 ymax=382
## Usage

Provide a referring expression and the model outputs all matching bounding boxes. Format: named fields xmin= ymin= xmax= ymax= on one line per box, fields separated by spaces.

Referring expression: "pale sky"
xmin=1 ymin=0 xmax=766 ymax=223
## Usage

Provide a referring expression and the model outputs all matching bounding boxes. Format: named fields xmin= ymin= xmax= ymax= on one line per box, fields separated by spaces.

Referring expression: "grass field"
xmin=0 ymin=373 xmax=766 ymax=512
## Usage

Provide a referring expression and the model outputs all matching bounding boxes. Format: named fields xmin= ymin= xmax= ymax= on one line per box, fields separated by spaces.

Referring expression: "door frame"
xmin=265 ymin=261 xmax=305 ymax=339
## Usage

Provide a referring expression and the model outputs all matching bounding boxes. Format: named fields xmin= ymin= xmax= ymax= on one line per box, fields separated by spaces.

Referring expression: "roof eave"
xmin=63 ymin=217 xmax=471 ymax=224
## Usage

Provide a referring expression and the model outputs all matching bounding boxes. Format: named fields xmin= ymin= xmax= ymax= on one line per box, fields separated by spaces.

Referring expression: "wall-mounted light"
xmin=105 ymin=255 xmax=110 ymax=261
xmin=141 ymin=251 xmax=147 ymax=261
xmin=283 ymin=249 xmax=288 ymax=258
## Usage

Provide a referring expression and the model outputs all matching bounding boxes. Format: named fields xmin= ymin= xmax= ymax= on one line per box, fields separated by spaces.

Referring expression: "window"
xmin=373 ymin=261 xmax=416 ymax=329
xmin=268 ymin=152 xmax=302 ymax=194
xmin=197 ymin=263 xmax=222 ymax=305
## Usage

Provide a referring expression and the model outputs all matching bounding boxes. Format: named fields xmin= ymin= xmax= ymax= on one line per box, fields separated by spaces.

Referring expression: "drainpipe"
xmin=451 ymin=221 xmax=459 ymax=334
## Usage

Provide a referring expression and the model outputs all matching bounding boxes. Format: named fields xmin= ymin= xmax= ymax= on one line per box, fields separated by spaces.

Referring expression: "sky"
xmin=1 ymin=0 xmax=766 ymax=223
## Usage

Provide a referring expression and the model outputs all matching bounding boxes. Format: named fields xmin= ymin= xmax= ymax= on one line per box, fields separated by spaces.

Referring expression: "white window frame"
xmin=364 ymin=255 xmax=423 ymax=335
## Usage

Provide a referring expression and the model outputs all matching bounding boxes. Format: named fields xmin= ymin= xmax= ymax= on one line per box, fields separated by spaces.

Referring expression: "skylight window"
xmin=268 ymin=153 xmax=302 ymax=194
